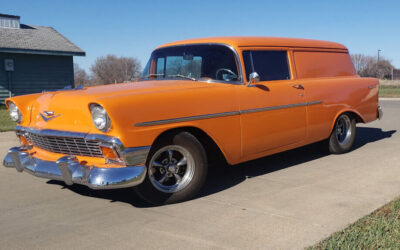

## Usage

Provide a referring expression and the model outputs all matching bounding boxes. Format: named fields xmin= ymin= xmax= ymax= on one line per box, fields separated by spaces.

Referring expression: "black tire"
xmin=135 ymin=132 xmax=208 ymax=205
xmin=328 ymin=113 xmax=356 ymax=154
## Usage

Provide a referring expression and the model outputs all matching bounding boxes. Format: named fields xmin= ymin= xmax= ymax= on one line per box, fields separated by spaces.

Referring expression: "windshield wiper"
xmin=167 ymin=74 xmax=197 ymax=81
xmin=143 ymin=73 xmax=165 ymax=78
xmin=142 ymin=73 xmax=196 ymax=81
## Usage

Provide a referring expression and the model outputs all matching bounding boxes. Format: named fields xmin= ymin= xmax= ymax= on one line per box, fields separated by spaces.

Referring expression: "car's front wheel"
xmin=135 ymin=132 xmax=208 ymax=205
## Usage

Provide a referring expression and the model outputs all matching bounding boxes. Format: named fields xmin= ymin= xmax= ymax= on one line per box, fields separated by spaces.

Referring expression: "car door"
xmin=238 ymin=49 xmax=307 ymax=157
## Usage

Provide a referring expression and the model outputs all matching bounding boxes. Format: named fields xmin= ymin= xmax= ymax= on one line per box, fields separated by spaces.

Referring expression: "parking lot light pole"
xmin=377 ymin=50 xmax=382 ymax=79
xmin=378 ymin=49 xmax=381 ymax=63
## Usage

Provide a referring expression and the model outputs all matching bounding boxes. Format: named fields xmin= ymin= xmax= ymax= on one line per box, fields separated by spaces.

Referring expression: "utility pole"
xmin=377 ymin=49 xmax=381 ymax=63
xmin=377 ymin=49 xmax=382 ymax=79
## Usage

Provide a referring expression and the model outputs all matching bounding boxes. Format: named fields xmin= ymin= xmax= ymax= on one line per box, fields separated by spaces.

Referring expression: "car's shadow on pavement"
xmin=47 ymin=127 xmax=396 ymax=207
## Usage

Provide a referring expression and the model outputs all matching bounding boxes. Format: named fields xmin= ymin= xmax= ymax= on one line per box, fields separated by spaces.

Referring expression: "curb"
xmin=379 ymin=97 xmax=400 ymax=101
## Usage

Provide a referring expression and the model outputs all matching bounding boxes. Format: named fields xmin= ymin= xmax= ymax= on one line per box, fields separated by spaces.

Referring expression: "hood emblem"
xmin=40 ymin=111 xmax=61 ymax=122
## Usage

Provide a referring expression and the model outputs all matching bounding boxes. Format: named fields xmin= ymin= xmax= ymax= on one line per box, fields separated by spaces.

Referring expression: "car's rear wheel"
xmin=328 ymin=113 xmax=356 ymax=154
xmin=135 ymin=132 xmax=208 ymax=205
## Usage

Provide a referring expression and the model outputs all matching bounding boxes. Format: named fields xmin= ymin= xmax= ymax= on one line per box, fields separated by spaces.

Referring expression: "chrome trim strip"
xmin=241 ymin=100 xmax=322 ymax=114
xmin=139 ymin=43 xmax=244 ymax=85
xmin=15 ymin=125 xmax=87 ymax=138
xmin=135 ymin=111 xmax=240 ymax=127
xmin=15 ymin=125 xmax=122 ymax=145
xmin=240 ymin=101 xmax=320 ymax=114
xmin=135 ymin=100 xmax=322 ymax=127
xmin=307 ymin=100 xmax=323 ymax=105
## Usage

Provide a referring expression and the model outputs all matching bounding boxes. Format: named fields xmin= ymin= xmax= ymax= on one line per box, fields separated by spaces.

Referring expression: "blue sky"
xmin=2 ymin=0 xmax=400 ymax=72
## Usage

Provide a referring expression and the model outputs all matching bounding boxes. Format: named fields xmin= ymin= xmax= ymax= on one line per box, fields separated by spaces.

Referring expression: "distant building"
xmin=0 ymin=13 xmax=85 ymax=103
xmin=393 ymin=69 xmax=400 ymax=80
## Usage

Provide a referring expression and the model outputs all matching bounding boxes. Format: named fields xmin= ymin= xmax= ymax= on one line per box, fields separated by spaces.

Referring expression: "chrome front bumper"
xmin=3 ymin=146 xmax=149 ymax=189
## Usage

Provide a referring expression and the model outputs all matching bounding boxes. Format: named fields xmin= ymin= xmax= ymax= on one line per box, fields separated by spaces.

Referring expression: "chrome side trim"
xmin=135 ymin=111 xmax=240 ymax=127
xmin=134 ymin=100 xmax=322 ymax=127
xmin=307 ymin=100 xmax=323 ymax=105
xmin=240 ymin=101 xmax=321 ymax=115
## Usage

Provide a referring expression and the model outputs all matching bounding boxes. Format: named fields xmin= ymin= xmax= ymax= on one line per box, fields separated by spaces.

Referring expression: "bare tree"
xmin=90 ymin=55 xmax=142 ymax=84
xmin=361 ymin=59 xmax=394 ymax=79
xmin=350 ymin=54 xmax=374 ymax=74
xmin=351 ymin=54 xmax=394 ymax=79
xmin=73 ymin=63 xmax=90 ymax=86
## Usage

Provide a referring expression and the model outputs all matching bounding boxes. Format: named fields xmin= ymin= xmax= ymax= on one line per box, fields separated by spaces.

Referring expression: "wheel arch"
xmin=148 ymin=126 xmax=229 ymax=166
xmin=330 ymin=109 xmax=364 ymax=132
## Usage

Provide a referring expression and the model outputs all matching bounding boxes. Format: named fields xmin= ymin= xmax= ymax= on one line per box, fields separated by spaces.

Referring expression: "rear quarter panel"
xmin=303 ymin=76 xmax=379 ymax=143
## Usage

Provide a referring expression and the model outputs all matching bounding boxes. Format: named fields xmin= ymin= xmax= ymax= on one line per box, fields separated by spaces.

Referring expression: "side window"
xmin=243 ymin=51 xmax=290 ymax=81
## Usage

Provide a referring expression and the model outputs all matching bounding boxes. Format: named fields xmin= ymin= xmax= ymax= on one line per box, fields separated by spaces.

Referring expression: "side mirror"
xmin=248 ymin=72 xmax=260 ymax=87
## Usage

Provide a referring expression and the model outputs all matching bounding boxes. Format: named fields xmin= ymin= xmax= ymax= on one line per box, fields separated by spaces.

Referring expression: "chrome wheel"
xmin=148 ymin=145 xmax=195 ymax=193
xmin=336 ymin=115 xmax=352 ymax=145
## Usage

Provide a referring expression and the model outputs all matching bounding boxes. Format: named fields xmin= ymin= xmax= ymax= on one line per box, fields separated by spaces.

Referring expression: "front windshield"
xmin=140 ymin=44 xmax=240 ymax=82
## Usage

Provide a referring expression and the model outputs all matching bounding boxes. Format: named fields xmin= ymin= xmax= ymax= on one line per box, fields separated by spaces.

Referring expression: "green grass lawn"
xmin=380 ymin=85 xmax=400 ymax=98
xmin=309 ymin=196 xmax=400 ymax=249
xmin=0 ymin=105 xmax=16 ymax=132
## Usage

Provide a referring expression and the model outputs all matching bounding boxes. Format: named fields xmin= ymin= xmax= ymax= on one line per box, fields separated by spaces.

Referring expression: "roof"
xmin=0 ymin=13 xmax=20 ymax=19
xmin=158 ymin=36 xmax=348 ymax=51
xmin=0 ymin=24 xmax=85 ymax=56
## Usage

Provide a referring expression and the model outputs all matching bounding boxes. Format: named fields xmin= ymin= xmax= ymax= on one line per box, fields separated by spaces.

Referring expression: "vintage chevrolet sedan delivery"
xmin=3 ymin=37 xmax=382 ymax=204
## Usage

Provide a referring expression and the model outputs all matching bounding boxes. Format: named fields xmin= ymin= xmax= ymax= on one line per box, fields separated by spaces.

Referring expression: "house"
xmin=0 ymin=13 xmax=85 ymax=103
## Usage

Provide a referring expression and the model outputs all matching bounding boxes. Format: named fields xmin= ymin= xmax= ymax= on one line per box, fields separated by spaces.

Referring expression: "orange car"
xmin=3 ymin=37 xmax=382 ymax=204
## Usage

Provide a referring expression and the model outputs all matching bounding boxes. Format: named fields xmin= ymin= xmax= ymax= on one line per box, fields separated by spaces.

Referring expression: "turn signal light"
xmin=100 ymin=146 xmax=119 ymax=160
xmin=18 ymin=135 xmax=30 ymax=146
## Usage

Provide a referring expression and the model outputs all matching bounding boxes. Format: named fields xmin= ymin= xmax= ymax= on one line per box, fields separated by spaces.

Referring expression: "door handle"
xmin=292 ymin=84 xmax=304 ymax=89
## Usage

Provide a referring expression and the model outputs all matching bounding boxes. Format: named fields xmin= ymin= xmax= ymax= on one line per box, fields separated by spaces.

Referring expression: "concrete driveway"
xmin=0 ymin=99 xmax=399 ymax=249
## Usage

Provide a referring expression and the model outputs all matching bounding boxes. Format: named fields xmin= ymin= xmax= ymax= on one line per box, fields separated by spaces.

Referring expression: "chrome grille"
xmin=26 ymin=132 xmax=104 ymax=157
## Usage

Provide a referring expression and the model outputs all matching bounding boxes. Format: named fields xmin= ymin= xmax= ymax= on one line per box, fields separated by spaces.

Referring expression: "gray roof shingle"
xmin=0 ymin=24 xmax=85 ymax=56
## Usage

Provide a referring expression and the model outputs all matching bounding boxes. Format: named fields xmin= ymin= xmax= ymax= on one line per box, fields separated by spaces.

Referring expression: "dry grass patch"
xmin=379 ymin=80 xmax=400 ymax=86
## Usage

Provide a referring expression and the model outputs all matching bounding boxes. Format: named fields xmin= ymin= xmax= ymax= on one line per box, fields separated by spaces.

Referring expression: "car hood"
xmin=26 ymin=80 xmax=218 ymax=133
xmin=72 ymin=80 xmax=210 ymax=99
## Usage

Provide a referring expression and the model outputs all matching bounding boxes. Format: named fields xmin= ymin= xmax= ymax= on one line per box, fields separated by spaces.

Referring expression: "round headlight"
xmin=90 ymin=104 xmax=111 ymax=132
xmin=8 ymin=102 xmax=22 ymax=123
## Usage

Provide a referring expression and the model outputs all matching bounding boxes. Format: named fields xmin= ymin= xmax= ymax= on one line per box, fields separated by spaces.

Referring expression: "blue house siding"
xmin=0 ymin=53 xmax=74 ymax=103
xmin=0 ymin=69 xmax=8 ymax=102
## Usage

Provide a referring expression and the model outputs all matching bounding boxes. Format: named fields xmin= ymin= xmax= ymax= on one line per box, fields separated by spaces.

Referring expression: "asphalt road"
xmin=0 ymin=99 xmax=399 ymax=249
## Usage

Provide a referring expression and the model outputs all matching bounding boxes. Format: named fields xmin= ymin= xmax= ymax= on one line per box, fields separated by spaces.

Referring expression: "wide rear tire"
xmin=328 ymin=113 xmax=356 ymax=154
